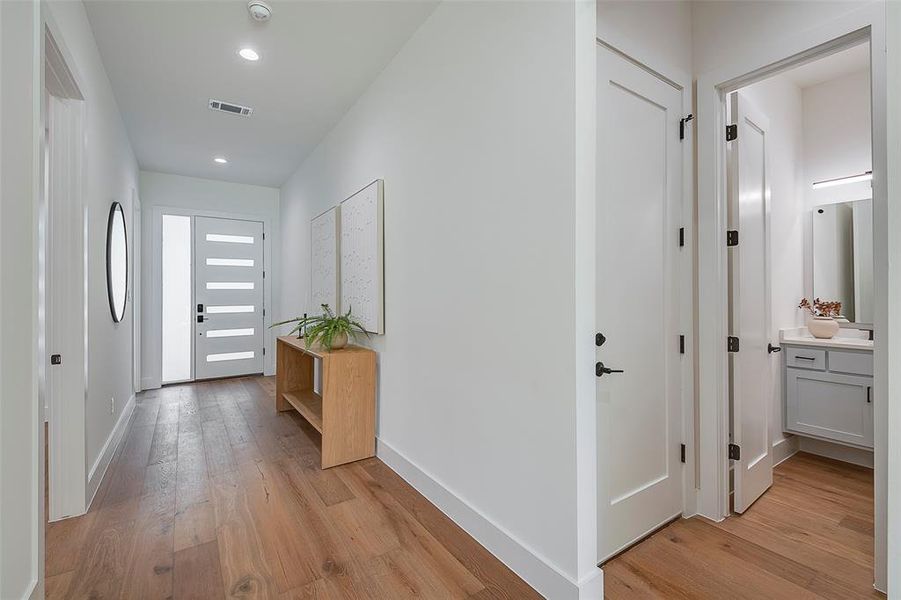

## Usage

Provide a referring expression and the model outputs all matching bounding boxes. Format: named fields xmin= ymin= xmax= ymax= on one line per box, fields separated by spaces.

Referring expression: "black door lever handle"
xmin=767 ymin=343 xmax=782 ymax=354
xmin=596 ymin=361 xmax=624 ymax=377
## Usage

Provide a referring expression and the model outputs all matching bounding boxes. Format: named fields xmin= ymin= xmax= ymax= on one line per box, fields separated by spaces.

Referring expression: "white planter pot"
xmin=807 ymin=316 xmax=839 ymax=339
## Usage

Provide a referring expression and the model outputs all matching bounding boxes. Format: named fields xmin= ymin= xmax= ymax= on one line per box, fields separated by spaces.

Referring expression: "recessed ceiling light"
xmin=213 ymin=156 xmax=228 ymax=164
xmin=238 ymin=48 xmax=259 ymax=61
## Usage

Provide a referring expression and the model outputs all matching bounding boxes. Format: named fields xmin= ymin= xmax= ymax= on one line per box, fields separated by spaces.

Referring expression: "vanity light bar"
xmin=811 ymin=170 xmax=872 ymax=190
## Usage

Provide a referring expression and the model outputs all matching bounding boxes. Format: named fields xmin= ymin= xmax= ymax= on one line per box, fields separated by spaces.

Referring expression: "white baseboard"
xmin=376 ymin=438 xmax=600 ymax=600
xmin=772 ymin=436 xmax=800 ymax=467
xmin=798 ymin=437 xmax=873 ymax=468
xmin=141 ymin=376 xmax=160 ymax=391
xmin=86 ymin=393 xmax=136 ymax=507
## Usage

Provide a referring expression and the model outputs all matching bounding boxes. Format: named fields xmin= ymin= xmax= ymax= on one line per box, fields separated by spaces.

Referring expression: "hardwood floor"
xmin=46 ymin=376 xmax=542 ymax=600
xmin=603 ymin=452 xmax=883 ymax=600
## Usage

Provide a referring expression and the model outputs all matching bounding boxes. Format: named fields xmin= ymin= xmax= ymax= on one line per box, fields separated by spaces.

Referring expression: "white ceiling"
xmin=780 ymin=42 xmax=870 ymax=89
xmin=84 ymin=0 xmax=437 ymax=187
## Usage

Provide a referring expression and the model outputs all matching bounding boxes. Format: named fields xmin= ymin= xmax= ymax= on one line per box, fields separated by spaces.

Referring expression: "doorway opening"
xmin=160 ymin=213 xmax=266 ymax=384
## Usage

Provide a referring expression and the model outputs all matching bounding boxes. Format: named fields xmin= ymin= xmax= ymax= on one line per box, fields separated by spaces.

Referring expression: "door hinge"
xmin=50 ymin=354 xmax=62 ymax=365
xmin=728 ymin=443 xmax=741 ymax=461
xmin=726 ymin=124 xmax=738 ymax=141
xmin=679 ymin=114 xmax=694 ymax=141
xmin=263 ymin=347 xmax=266 ymax=356
xmin=680 ymin=443 xmax=686 ymax=464
xmin=726 ymin=230 xmax=739 ymax=247
xmin=262 ymin=232 xmax=265 ymax=240
xmin=727 ymin=336 xmax=740 ymax=353
xmin=263 ymin=308 xmax=266 ymax=317
xmin=679 ymin=334 xmax=685 ymax=354
xmin=263 ymin=270 xmax=266 ymax=279
xmin=679 ymin=227 xmax=685 ymax=247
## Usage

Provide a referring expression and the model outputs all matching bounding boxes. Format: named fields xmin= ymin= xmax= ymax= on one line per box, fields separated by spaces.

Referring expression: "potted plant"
xmin=799 ymin=297 xmax=842 ymax=339
xmin=272 ymin=304 xmax=369 ymax=350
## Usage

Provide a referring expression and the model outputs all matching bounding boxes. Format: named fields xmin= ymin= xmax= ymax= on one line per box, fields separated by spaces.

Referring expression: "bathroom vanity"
xmin=781 ymin=328 xmax=873 ymax=449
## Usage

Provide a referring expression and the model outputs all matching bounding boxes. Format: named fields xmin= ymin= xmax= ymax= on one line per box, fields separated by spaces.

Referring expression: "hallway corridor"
xmin=45 ymin=377 xmax=540 ymax=599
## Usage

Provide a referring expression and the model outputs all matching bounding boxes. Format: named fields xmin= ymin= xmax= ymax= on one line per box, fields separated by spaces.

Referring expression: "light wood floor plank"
xmin=604 ymin=452 xmax=882 ymax=599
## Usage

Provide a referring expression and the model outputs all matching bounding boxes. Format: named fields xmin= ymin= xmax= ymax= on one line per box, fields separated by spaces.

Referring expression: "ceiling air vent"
xmin=208 ymin=99 xmax=253 ymax=117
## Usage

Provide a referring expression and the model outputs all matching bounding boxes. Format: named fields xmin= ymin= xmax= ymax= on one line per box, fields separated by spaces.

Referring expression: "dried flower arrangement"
xmin=799 ymin=297 xmax=842 ymax=318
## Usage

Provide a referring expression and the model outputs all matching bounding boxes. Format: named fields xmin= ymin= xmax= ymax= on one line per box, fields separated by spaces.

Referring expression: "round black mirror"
xmin=106 ymin=202 xmax=128 ymax=323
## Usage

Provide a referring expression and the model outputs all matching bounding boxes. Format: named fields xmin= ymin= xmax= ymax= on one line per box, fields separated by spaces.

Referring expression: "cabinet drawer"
xmin=828 ymin=349 xmax=873 ymax=376
xmin=784 ymin=347 xmax=826 ymax=370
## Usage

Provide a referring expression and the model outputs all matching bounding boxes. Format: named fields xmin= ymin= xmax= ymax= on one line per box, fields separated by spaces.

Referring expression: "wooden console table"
xmin=275 ymin=336 xmax=376 ymax=468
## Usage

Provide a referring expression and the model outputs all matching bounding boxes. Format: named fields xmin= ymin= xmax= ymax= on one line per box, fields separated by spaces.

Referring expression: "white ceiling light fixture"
xmin=238 ymin=47 xmax=260 ymax=61
xmin=811 ymin=170 xmax=872 ymax=190
xmin=213 ymin=156 xmax=228 ymax=164
xmin=247 ymin=0 xmax=272 ymax=22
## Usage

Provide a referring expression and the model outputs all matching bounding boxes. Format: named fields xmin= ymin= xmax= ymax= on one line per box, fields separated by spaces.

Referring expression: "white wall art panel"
xmin=311 ymin=206 xmax=340 ymax=313
xmin=340 ymin=180 xmax=384 ymax=333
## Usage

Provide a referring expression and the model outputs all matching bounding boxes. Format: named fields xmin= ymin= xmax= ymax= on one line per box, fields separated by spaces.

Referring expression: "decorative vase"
xmin=328 ymin=331 xmax=348 ymax=350
xmin=807 ymin=316 xmax=839 ymax=339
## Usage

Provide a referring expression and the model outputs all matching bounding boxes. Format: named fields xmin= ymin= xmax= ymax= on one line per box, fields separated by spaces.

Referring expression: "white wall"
xmin=0 ymin=2 xmax=41 ymax=597
xmin=139 ymin=171 xmax=280 ymax=388
xmin=597 ymin=0 xmax=692 ymax=82
xmin=279 ymin=2 xmax=595 ymax=597
xmin=691 ymin=1 xmax=871 ymax=76
xmin=804 ymin=69 xmax=872 ymax=210
xmin=739 ymin=75 xmax=806 ymax=459
xmin=44 ymin=0 xmax=140 ymax=504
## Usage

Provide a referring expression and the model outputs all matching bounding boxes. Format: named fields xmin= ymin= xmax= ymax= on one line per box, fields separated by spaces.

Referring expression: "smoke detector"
xmin=248 ymin=1 xmax=272 ymax=22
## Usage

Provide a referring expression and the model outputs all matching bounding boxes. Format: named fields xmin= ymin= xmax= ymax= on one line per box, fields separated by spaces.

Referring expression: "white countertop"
xmin=780 ymin=327 xmax=873 ymax=351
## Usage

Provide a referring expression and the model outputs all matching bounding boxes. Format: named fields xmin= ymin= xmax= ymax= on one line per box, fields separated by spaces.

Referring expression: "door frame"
xmin=695 ymin=4 xmax=888 ymax=590
xmin=41 ymin=19 xmax=89 ymax=521
xmin=145 ymin=205 xmax=275 ymax=389
xmin=593 ymin=38 xmax=697 ymax=554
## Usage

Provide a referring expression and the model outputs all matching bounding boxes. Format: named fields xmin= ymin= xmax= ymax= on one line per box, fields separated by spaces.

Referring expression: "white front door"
xmin=194 ymin=216 xmax=265 ymax=380
xmin=727 ymin=92 xmax=773 ymax=513
xmin=596 ymin=45 xmax=684 ymax=562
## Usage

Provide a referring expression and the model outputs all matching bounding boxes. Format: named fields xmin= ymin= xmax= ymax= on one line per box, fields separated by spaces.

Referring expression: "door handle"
xmin=197 ymin=315 xmax=205 ymax=323
xmin=767 ymin=343 xmax=782 ymax=354
xmin=867 ymin=386 xmax=871 ymax=403
xmin=596 ymin=362 xmax=624 ymax=377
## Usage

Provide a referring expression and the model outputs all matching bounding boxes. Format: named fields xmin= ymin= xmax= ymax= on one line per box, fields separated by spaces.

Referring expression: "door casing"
xmin=145 ymin=205 xmax=276 ymax=389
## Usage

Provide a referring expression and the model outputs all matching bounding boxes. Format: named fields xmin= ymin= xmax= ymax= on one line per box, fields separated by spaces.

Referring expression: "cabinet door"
xmin=785 ymin=368 xmax=873 ymax=448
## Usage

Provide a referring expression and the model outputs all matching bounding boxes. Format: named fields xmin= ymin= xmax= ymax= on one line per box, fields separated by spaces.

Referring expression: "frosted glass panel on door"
xmin=162 ymin=215 xmax=192 ymax=382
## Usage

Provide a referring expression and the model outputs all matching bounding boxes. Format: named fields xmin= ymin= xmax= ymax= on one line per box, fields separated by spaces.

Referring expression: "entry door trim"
xmin=146 ymin=205 xmax=276 ymax=390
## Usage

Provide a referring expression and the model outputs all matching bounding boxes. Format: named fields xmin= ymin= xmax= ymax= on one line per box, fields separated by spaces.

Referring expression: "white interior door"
xmin=727 ymin=92 xmax=773 ymax=513
xmin=596 ymin=45 xmax=683 ymax=562
xmin=194 ymin=216 xmax=265 ymax=379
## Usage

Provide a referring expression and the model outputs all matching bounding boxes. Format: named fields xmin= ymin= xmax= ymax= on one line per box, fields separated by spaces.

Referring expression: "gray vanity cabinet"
xmin=783 ymin=344 xmax=873 ymax=449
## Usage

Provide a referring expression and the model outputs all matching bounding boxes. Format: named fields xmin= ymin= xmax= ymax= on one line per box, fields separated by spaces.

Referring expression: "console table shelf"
xmin=275 ymin=336 xmax=376 ymax=468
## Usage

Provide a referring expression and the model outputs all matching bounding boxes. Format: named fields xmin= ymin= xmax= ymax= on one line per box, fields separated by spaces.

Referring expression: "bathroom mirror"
xmin=812 ymin=199 xmax=873 ymax=323
xmin=106 ymin=202 xmax=128 ymax=323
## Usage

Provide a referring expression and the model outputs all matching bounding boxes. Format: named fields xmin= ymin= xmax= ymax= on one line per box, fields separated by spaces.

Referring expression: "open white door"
xmin=596 ymin=45 xmax=684 ymax=561
xmin=727 ymin=92 xmax=773 ymax=513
